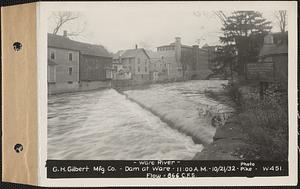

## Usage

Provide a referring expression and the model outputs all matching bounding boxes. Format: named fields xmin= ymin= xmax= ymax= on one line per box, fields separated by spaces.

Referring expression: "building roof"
xmin=157 ymin=44 xmax=175 ymax=48
xmin=113 ymin=50 xmax=125 ymax=59
xmin=259 ymin=44 xmax=288 ymax=57
xmin=48 ymin=33 xmax=112 ymax=58
xmin=148 ymin=50 xmax=175 ymax=59
xmin=157 ymin=43 xmax=192 ymax=49
xmin=114 ymin=48 xmax=150 ymax=59
xmin=145 ymin=50 xmax=161 ymax=59
xmin=202 ymin=43 xmax=209 ymax=48
xmin=157 ymin=42 xmax=207 ymax=52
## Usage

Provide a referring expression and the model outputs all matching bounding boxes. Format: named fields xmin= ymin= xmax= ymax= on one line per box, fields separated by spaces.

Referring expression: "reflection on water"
xmin=48 ymin=88 xmax=203 ymax=160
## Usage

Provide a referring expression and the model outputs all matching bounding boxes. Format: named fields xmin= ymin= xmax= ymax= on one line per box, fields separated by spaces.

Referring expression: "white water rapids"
xmin=48 ymin=80 xmax=232 ymax=160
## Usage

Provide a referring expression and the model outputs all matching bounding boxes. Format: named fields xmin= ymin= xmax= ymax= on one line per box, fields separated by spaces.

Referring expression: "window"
xmin=68 ymin=81 xmax=73 ymax=84
xmin=138 ymin=66 xmax=140 ymax=72
xmin=48 ymin=65 xmax=56 ymax=82
xmin=69 ymin=53 xmax=73 ymax=61
xmin=138 ymin=58 xmax=140 ymax=64
xmin=68 ymin=67 xmax=73 ymax=75
xmin=145 ymin=66 xmax=147 ymax=72
xmin=50 ymin=50 xmax=55 ymax=60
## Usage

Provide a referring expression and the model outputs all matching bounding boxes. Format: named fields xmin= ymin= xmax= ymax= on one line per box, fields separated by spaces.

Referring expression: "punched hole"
xmin=13 ymin=42 xmax=22 ymax=52
xmin=14 ymin=143 xmax=23 ymax=153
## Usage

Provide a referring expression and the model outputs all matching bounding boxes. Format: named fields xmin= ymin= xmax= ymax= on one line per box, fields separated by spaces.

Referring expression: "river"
xmin=48 ymin=80 xmax=231 ymax=160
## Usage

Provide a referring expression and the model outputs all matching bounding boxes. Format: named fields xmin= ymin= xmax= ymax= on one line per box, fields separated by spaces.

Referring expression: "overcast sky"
xmin=48 ymin=3 xmax=283 ymax=53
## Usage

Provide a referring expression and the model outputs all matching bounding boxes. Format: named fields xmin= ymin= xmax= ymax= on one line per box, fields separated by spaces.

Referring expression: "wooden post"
xmin=259 ymin=81 xmax=264 ymax=100
xmin=259 ymin=82 xmax=270 ymax=100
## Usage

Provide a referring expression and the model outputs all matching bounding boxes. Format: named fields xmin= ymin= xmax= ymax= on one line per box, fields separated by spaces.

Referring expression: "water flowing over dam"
xmin=48 ymin=80 xmax=233 ymax=160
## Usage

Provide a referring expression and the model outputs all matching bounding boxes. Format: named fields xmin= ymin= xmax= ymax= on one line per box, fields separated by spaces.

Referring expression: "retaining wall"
xmin=48 ymin=80 xmax=111 ymax=95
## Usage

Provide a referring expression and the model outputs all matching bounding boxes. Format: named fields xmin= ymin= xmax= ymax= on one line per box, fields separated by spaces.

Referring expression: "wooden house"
xmin=47 ymin=32 xmax=112 ymax=93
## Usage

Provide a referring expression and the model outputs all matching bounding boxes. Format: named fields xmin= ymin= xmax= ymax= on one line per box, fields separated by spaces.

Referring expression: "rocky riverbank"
xmin=194 ymin=82 xmax=288 ymax=161
xmin=192 ymin=88 xmax=245 ymax=160
xmin=193 ymin=115 xmax=246 ymax=160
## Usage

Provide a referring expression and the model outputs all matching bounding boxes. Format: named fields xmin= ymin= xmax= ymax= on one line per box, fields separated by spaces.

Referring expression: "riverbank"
xmin=193 ymin=82 xmax=288 ymax=161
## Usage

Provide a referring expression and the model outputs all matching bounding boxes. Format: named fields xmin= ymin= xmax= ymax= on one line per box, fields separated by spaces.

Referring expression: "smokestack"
xmin=63 ymin=30 xmax=68 ymax=38
xmin=135 ymin=44 xmax=138 ymax=49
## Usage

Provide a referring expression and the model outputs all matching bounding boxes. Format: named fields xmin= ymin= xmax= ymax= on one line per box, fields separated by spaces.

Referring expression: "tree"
xmin=273 ymin=10 xmax=287 ymax=33
xmin=219 ymin=11 xmax=272 ymax=75
xmin=50 ymin=12 xmax=86 ymax=37
xmin=209 ymin=45 xmax=237 ymax=79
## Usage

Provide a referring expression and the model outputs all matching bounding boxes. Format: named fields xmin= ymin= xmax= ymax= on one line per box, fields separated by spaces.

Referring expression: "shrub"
xmin=223 ymin=81 xmax=242 ymax=106
xmin=238 ymin=86 xmax=288 ymax=161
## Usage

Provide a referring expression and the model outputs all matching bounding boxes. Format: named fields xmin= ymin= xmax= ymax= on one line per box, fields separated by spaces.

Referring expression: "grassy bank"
xmin=194 ymin=81 xmax=288 ymax=161
xmin=234 ymin=82 xmax=288 ymax=161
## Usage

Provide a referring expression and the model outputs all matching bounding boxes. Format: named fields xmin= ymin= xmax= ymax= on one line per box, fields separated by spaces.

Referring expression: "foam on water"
xmin=48 ymin=89 xmax=203 ymax=160
xmin=124 ymin=80 xmax=234 ymax=145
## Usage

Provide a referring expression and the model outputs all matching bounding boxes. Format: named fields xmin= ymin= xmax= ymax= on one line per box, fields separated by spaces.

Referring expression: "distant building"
xmin=202 ymin=44 xmax=220 ymax=66
xmin=155 ymin=37 xmax=183 ymax=80
xmin=48 ymin=34 xmax=80 ymax=88
xmin=147 ymin=50 xmax=170 ymax=81
xmin=48 ymin=33 xmax=112 ymax=82
xmin=155 ymin=37 xmax=211 ymax=80
xmin=47 ymin=32 xmax=112 ymax=93
xmin=259 ymin=32 xmax=288 ymax=86
xmin=112 ymin=51 xmax=132 ymax=80
xmin=112 ymin=46 xmax=150 ymax=81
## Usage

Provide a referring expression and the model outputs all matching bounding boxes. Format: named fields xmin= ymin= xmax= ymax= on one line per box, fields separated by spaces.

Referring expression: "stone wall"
xmin=48 ymin=80 xmax=111 ymax=95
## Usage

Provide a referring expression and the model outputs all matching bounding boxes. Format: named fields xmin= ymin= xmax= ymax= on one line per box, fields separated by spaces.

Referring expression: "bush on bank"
xmin=227 ymin=81 xmax=288 ymax=161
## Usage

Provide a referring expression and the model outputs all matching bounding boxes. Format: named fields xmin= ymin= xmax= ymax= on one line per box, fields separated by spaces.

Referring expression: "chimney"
xmin=175 ymin=37 xmax=181 ymax=44
xmin=63 ymin=30 xmax=68 ymax=38
xmin=135 ymin=44 xmax=138 ymax=49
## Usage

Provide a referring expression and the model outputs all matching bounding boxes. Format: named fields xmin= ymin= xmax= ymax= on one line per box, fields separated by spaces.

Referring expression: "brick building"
xmin=154 ymin=37 xmax=212 ymax=80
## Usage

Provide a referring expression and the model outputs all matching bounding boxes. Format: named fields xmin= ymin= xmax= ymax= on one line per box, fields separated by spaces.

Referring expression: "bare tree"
xmin=273 ymin=10 xmax=287 ymax=33
xmin=213 ymin=11 xmax=228 ymax=26
xmin=51 ymin=11 xmax=86 ymax=37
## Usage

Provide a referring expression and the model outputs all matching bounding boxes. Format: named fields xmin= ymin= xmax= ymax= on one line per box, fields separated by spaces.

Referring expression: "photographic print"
xmin=47 ymin=5 xmax=288 ymax=161
xmin=1 ymin=1 xmax=296 ymax=187
xmin=38 ymin=2 xmax=298 ymax=185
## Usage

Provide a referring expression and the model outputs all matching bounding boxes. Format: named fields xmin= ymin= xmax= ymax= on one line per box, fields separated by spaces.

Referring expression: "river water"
xmin=48 ymin=80 xmax=230 ymax=160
